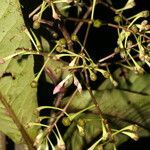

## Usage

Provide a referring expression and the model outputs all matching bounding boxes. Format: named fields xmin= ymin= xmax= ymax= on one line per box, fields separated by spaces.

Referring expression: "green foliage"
xmin=63 ymin=70 xmax=150 ymax=149
xmin=0 ymin=0 xmax=150 ymax=149
xmin=0 ymin=0 xmax=38 ymax=145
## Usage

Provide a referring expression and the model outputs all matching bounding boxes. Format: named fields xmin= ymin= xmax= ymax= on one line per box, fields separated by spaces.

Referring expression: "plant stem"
xmin=44 ymin=89 xmax=78 ymax=136
xmin=0 ymin=92 xmax=35 ymax=150
xmin=107 ymin=23 xmax=150 ymax=40
xmin=58 ymin=22 xmax=73 ymax=51
xmin=0 ymin=132 xmax=6 ymax=150
xmin=73 ymin=6 xmax=92 ymax=35
xmin=87 ymin=87 xmax=113 ymax=141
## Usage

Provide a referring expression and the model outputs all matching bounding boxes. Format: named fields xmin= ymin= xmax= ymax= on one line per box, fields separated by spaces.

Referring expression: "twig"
xmin=87 ymin=87 xmax=113 ymax=140
xmin=108 ymin=23 xmax=150 ymax=40
xmin=100 ymin=1 xmax=129 ymax=23
xmin=83 ymin=68 xmax=113 ymax=140
xmin=58 ymin=23 xmax=73 ymax=50
xmin=98 ymin=52 xmax=116 ymax=63
xmin=73 ymin=6 xmax=92 ymax=35
xmin=29 ymin=5 xmax=41 ymax=18
xmin=64 ymin=17 xmax=92 ymax=24
xmin=98 ymin=39 xmax=150 ymax=63
xmin=44 ymin=89 xmax=78 ymax=135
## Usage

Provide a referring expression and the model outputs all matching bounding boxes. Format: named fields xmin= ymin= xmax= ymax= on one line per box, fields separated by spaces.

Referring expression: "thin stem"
xmin=98 ymin=52 xmax=116 ymax=63
xmin=82 ymin=24 xmax=91 ymax=50
xmin=44 ymin=89 xmax=78 ymax=136
xmin=86 ymin=87 xmax=113 ymax=141
xmin=91 ymin=0 xmax=97 ymax=20
xmin=58 ymin=23 xmax=73 ymax=51
xmin=29 ymin=5 xmax=41 ymax=18
xmin=107 ymin=23 xmax=150 ymax=40
xmin=73 ymin=6 xmax=92 ymax=35
xmin=65 ymin=17 xmax=92 ymax=23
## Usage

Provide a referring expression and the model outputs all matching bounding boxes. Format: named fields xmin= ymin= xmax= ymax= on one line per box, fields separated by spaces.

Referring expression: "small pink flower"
xmin=53 ymin=74 xmax=72 ymax=94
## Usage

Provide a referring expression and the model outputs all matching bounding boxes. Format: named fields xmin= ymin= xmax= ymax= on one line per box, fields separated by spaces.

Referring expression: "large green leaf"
xmin=0 ymin=0 xmax=38 ymax=145
xmin=63 ymin=70 xmax=150 ymax=149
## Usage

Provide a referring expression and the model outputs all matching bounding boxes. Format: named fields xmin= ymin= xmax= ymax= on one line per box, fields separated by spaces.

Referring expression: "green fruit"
xmin=30 ymin=80 xmax=38 ymax=88
xmin=71 ymin=34 xmax=78 ymax=41
xmin=77 ymin=119 xmax=85 ymax=127
xmin=114 ymin=15 xmax=122 ymax=23
xmin=90 ymin=71 xmax=97 ymax=81
xmin=93 ymin=19 xmax=102 ymax=28
xmin=62 ymin=117 xmax=71 ymax=126
xmin=33 ymin=20 xmax=40 ymax=29
xmin=56 ymin=45 xmax=63 ymax=52
xmin=114 ymin=47 xmax=121 ymax=53
xmin=51 ymin=31 xmax=58 ymax=39
xmin=59 ymin=38 xmax=66 ymax=46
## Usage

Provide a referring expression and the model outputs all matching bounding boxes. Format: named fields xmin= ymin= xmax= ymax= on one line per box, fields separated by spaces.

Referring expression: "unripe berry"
xmin=71 ymin=34 xmax=78 ymax=41
xmin=93 ymin=19 xmax=102 ymax=28
xmin=59 ymin=38 xmax=66 ymax=46
xmin=30 ymin=80 xmax=38 ymax=88
xmin=90 ymin=71 xmax=97 ymax=81
xmin=33 ymin=20 xmax=40 ymax=29
xmin=77 ymin=119 xmax=85 ymax=127
xmin=56 ymin=45 xmax=63 ymax=52
xmin=114 ymin=16 xmax=122 ymax=23
xmin=62 ymin=117 xmax=71 ymax=126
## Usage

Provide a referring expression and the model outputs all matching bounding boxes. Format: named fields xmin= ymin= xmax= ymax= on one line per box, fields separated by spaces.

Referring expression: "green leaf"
xmin=63 ymin=70 xmax=150 ymax=149
xmin=0 ymin=0 xmax=38 ymax=145
xmin=64 ymin=114 xmax=101 ymax=150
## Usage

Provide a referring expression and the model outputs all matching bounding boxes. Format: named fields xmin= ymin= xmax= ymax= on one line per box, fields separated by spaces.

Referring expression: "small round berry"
xmin=114 ymin=47 xmax=121 ymax=53
xmin=90 ymin=71 xmax=97 ymax=81
xmin=93 ymin=19 xmax=102 ymax=28
xmin=33 ymin=21 xmax=40 ymax=29
xmin=71 ymin=34 xmax=78 ymax=41
xmin=59 ymin=38 xmax=66 ymax=46
xmin=32 ymin=14 xmax=39 ymax=21
xmin=30 ymin=80 xmax=38 ymax=88
xmin=62 ymin=117 xmax=71 ymax=126
xmin=77 ymin=119 xmax=85 ymax=127
xmin=56 ymin=45 xmax=63 ymax=52
xmin=114 ymin=16 xmax=122 ymax=23
xmin=51 ymin=31 xmax=58 ymax=39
